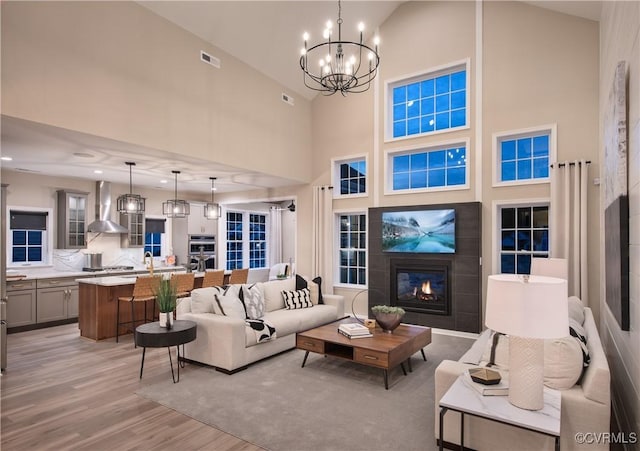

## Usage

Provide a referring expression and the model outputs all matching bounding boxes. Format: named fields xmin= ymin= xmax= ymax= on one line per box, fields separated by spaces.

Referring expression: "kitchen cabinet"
xmin=57 ymin=190 xmax=89 ymax=249
xmin=36 ymin=277 xmax=82 ymax=322
xmin=6 ymin=280 xmax=36 ymax=327
xmin=120 ymin=212 xmax=145 ymax=247
xmin=187 ymin=203 xmax=217 ymax=235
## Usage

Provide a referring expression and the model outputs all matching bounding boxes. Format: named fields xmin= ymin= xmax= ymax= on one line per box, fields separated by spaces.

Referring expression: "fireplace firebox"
xmin=391 ymin=259 xmax=451 ymax=315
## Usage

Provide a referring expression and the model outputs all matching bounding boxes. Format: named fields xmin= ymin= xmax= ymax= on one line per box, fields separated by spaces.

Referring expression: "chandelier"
xmin=300 ymin=0 xmax=380 ymax=96
xmin=116 ymin=161 xmax=145 ymax=214
xmin=204 ymin=177 xmax=221 ymax=220
xmin=162 ymin=170 xmax=190 ymax=218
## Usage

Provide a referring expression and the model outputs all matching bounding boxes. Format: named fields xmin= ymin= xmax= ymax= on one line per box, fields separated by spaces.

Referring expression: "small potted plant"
xmin=155 ymin=278 xmax=177 ymax=329
xmin=371 ymin=305 xmax=406 ymax=333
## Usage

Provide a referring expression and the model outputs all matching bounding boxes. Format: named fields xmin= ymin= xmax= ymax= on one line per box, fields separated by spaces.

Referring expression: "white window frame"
xmin=384 ymin=137 xmax=471 ymax=195
xmin=334 ymin=209 xmax=368 ymax=289
xmin=491 ymin=198 xmax=550 ymax=274
xmin=492 ymin=124 xmax=557 ymax=187
xmin=384 ymin=58 xmax=471 ymax=143
xmin=7 ymin=206 xmax=53 ymax=268
xmin=221 ymin=208 xmax=270 ymax=270
xmin=331 ymin=153 xmax=369 ymax=199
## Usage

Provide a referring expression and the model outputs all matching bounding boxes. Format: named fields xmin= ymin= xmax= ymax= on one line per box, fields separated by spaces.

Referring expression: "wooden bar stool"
xmin=171 ymin=272 xmax=195 ymax=298
xmin=229 ymin=268 xmax=249 ymax=284
xmin=116 ymin=275 xmax=161 ymax=345
xmin=201 ymin=269 xmax=225 ymax=288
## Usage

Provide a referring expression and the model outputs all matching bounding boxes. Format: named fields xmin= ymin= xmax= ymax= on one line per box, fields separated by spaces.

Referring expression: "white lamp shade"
xmin=485 ymin=274 xmax=569 ymax=339
xmin=530 ymin=257 xmax=568 ymax=280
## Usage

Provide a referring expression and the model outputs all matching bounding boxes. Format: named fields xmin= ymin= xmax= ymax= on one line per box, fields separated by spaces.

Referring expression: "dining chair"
xmin=229 ymin=268 xmax=249 ymax=284
xmin=116 ymin=275 xmax=161 ymax=344
xmin=171 ymin=272 xmax=195 ymax=298
xmin=201 ymin=269 xmax=226 ymax=288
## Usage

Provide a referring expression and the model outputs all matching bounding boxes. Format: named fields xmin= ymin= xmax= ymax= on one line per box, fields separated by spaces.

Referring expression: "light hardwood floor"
xmin=1 ymin=323 xmax=263 ymax=451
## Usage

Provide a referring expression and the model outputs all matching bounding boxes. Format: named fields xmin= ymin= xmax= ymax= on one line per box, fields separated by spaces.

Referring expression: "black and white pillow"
xmin=295 ymin=275 xmax=324 ymax=304
xmin=282 ymin=288 xmax=313 ymax=310
xmin=569 ymin=318 xmax=590 ymax=383
xmin=246 ymin=319 xmax=277 ymax=343
xmin=213 ymin=293 xmax=246 ymax=320
xmin=242 ymin=283 xmax=265 ymax=320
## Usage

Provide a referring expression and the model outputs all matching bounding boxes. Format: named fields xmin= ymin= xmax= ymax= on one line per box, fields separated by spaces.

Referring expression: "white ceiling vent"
xmin=200 ymin=50 xmax=220 ymax=68
xmin=281 ymin=93 xmax=294 ymax=106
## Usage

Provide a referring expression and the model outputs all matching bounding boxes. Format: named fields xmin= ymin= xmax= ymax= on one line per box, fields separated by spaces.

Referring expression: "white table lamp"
xmin=485 ymin=274 xmax=568 ymax=410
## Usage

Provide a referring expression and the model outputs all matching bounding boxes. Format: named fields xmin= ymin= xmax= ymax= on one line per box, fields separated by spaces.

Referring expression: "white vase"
xmin=159 ymin=312 xmax=174 ymax=329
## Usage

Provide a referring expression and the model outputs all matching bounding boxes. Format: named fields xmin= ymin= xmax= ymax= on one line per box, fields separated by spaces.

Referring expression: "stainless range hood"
xmin=87 ymin=181 xmax=129 ymax=234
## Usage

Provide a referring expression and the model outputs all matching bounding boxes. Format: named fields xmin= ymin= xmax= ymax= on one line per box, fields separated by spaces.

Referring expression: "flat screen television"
xmin=382 ymin=209 xmax=455 ymax=253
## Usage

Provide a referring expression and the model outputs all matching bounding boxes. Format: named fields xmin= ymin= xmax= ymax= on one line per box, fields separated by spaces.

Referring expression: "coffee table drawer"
xmin=354 ymin=348 xmax=389 ymax=368
xmin=297 ymin=336 xmax=325 ymax=353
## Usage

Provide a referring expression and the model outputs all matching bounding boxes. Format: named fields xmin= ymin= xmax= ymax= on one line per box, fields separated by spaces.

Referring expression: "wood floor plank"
xmin=1 ymin=324 xmax=264 ymax=451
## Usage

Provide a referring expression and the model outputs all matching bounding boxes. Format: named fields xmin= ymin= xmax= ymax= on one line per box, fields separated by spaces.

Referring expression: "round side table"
xmin=135 ymin=320 xmax=197 ymax=383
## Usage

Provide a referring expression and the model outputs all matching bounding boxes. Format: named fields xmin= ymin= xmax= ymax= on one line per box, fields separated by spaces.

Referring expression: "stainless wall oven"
xmin=188 ymin=235 xmax=216 ymax=270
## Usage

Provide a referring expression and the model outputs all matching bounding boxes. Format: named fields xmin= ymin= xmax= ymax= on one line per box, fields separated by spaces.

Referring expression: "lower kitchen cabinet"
xmin=6 ymin=280 xmax=37 ymax=328
xmin=36 ymin=277 xmax=81 ymax=323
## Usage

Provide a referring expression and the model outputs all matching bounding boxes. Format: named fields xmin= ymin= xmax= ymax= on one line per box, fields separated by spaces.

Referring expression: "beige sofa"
xmin=435 ymin=302 xmax=610 ymax=450
xmin=176 ymin=276 xmax=344 ymax=373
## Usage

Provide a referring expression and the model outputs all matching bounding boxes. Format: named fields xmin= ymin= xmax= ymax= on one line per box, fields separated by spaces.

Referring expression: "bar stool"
xmin=116 ymin=275 xmax=161 ymax=344
xmin=171 ymin=272 xmax=195 ymax=298
xmin=229 ymin=268 xmax=249 ymax=284
xmin=201 ymin=269 xmax=225 ymax=288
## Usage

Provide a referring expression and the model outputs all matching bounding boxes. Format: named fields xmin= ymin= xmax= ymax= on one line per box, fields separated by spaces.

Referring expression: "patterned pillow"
xmin=282 ymin=288 xmax=313 ymax=310
xmin=213 ymin=293 xmax=246 ymax=320
xmin=242 ymin=283 xmax=266 ymax=319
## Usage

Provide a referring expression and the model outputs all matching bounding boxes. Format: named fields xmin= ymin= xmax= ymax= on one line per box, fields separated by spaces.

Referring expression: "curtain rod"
xmin=550 ymin=161 xmax=591 ymax=168
xmin=320 ymin=186 xmax=334 ymax=190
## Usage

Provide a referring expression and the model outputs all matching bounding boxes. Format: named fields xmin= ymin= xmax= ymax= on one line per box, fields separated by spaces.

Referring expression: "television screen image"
xmin=382 ymin=209 xmax=455 ymax=253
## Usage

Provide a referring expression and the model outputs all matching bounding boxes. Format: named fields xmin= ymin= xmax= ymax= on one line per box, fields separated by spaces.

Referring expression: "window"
xmin=8 ymin=210 xmax=50 ymax=266
xmin=226 ymin=212 xmax=244 ymax=270
xmin=494 ymin=125 xmax=556 ymax=186
xmin=144 ymin=218 xmax=166 ymax=257
xmin=387 ymin=61 xmax=468 ymax=140
xmin=333 ymin=156 xmax=367 ymax=197
xmin=337 ymin=213 xmax=367 ymax=286
xmin=388 ymin=142 xmax=468 ymax=192
xmin=499 ymin=205 xmax=549 ymax=274
xmin=249 ymin=214 xmax=266 ymax=269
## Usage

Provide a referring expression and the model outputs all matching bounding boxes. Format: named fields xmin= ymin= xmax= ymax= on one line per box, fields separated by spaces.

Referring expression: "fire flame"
xmin=422 ymin=281 xmax=432 ymax=294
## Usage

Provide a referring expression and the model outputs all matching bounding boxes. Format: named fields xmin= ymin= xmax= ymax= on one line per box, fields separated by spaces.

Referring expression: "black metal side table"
xmin=135 ymin=320 xmax=197 ymax=383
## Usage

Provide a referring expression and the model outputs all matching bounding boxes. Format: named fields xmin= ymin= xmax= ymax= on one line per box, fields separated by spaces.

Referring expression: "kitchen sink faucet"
xmin=143 ymin=251 xmax=154 ymax=276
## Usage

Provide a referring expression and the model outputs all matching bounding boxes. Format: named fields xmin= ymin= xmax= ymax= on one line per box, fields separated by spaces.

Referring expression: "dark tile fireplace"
xmin=368 ymin=202 xmax=482 ymax=333
xmin=391 ymin=259 xmax=451 ymax=315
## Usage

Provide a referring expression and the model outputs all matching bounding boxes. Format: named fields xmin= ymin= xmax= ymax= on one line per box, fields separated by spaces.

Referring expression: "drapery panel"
xmin=311 ymin=186 xmax=334 ymax=294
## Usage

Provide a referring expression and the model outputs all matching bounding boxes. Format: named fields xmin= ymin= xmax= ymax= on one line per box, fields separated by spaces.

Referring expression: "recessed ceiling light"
xmin=160 ymin=179 xmax=168 ymax=184
xmin=1 ymin=156 xmax=13 ymax=161
xmin=73 ymin=152 xmax=94 ymax=158
xmin=94 ymin=170 xmax=103 ymax=174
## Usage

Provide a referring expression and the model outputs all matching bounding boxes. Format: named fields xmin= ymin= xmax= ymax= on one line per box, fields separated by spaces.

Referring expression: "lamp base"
xmin=509 ymin=336 xmax=544 ymax=410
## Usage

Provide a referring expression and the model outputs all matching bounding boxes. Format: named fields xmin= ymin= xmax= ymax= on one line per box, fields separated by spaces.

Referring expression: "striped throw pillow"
xmin=282 ymin=288 xmax=313 ymax=310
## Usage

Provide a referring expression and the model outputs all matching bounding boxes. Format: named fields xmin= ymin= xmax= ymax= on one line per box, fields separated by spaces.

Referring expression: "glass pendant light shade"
xmin=204 ymin=177 xmax=221 ymax=220
xmin=117 ymin=162 xmax=145 ymax=214
xmin=163 ymin=170 xmax=190 ymax=218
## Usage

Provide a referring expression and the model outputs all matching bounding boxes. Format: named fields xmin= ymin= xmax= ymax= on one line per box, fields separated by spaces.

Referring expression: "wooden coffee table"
xmin=296 ymin=318 xmax=431 ymax=389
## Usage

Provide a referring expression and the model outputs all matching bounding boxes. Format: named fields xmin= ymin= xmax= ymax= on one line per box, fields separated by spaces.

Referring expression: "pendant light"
xmin=204 ymin=177 xmax=221 ymax=220
xmin=162 ymin=170 xmax=190 ymax=218
xmin=116 ymin=161 xmax=145 ymax=214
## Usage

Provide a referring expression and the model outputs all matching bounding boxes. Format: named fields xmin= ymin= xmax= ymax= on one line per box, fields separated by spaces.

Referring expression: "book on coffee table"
xmin=338 ymin=323 xmax=370 ymax=336
xmin=338 ymin=328 xmax=373 ymax=339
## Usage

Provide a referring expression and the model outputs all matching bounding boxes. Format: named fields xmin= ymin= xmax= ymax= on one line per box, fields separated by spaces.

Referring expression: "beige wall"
xmin=1 ymin=1 xmax=312 ymax=184
xmin=600 ymin=0 xmax=640 ymax=439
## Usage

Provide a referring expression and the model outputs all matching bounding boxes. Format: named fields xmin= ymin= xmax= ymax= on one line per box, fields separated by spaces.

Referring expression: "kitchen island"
xmin=78 ymin=272 xmax=206 ymax=341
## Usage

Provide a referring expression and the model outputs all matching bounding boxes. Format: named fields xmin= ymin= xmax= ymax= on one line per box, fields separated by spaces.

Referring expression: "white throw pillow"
xmin=242 ymin=283 xmax=266 ymax=319
xmin=213 ymin=293 xmax=246 ymax=320
xmin=190 ymin=287 xmax=219 ymax=314
xmin=282 ymin=288 xmax=313 ymax=310
xmin=262 ymin=277 xmax=296 ymax=312
xmin=568 ymin=296 xmax=585 ymax=325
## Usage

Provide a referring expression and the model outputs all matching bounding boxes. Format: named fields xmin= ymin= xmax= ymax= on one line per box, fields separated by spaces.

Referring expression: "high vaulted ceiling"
xmin=0 ymin=1 xmax=601 ymax=194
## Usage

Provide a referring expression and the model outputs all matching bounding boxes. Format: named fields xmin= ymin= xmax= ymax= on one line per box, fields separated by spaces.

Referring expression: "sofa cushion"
xmin=213 ymin=293 xmax=246 ymax=320
xmin=191 ymin=287 xmax=220 ymax=314
xmin=480 ymin=330 xmax=584 ymax=389
xmin=242 ymin=283 xmax=266 ymax=319
xmin=262 ymin=277 xmax=296 ymax=312
xmin=282 ymin=288 xmax=313 ymax=310
xmin=568 ymin=296 xmax=585 ymax=325
xmin=262 ymin=309 xmax=303 ymax=337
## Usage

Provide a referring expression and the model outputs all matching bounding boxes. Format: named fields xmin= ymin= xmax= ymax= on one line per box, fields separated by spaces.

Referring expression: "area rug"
xmin=136 ymin=333 xmax=472 ymax=451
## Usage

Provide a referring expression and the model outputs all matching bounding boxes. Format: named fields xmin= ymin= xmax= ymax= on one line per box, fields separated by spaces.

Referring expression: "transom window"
xmin=8 ymin=210 xmax=50 ymax=266
xmin=226 ymin=212 xmax=244 ymax=270
xmin=389 ymin=144 xmax=467 ymax=192
xmin=499 ymin=205 xmax=549 ymax=274
xmin=388 ymin=62 xmax=468 ymax=140
xmin=249 ymin=214 xmax=266 ymax=269
xmin=494 ymin=125 xmax=556 ymax=185
xmin=337 ymin=213 xmax=367 ymax=286
xmin=332 ymin=156 xmax=367 ymax=198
